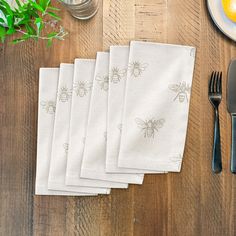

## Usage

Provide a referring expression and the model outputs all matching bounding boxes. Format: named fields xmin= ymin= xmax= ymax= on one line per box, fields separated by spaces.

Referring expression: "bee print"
xmin=73 ymin=81 xmax=92 ymax=97
xmin=128 ymin=61 xmax=148 ymax=78
xmin=169 ymin=81 xmax=191 ymax=103
xmin=63 ymin=143 xmax=69 ymax=157
xmin=135 ymin=118 xmax=165 ymax=138
xmin=96 ymin=75 xmax=109 ymax=91
xmin=58 ymin=86 xmax=72 ymax=102
xmin=110 ymin=67 xmax=127 ymax=83
xmin=41 ymin=100 xmax=56 ymax=114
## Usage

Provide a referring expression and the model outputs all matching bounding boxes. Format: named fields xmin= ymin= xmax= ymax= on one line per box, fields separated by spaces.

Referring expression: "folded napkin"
xmin=81 ymin=52 xmax=143 ymax=184
xmin=48 ymin=63 xmax=110 ymax=194
xmin=118 ymin=41 xmax=196 ymax=172
xmin=66 ymin=59 xmax=128 ymax=188
xmin=35 ymin=68 xmax=94 ymax=196
xmin=106 ymin=46 xmax=161 ymax=174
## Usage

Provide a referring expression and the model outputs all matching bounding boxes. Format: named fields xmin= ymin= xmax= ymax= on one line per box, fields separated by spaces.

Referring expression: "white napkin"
xmin=35 ymin=68 xmax=93 ymax=196
xmin=118 ymin=41 xmax=196 ymax=172
xmin=106 ymin=46 xmax=147 ymax=176
xmin=81 ymin=52 xmax=143 ymax=184
xmin=65 ymin=59 xmax=128 ymax=188
xmin=106 ymin=46 xmax=161 ymax=174
xmin=48 ymin=63 xmax=110 ymax=194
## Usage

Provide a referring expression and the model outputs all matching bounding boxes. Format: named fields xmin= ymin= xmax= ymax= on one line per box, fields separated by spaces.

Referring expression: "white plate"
xmin=207 ymin=0 xmax=236 ymax=41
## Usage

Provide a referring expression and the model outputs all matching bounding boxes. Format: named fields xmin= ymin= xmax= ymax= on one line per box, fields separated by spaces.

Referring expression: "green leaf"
xmin=0 ymin=18 xmax=5 ymax=24
xmin=48 ymin=6 xmax=60 ymax=11
xmin=34 ymin=17 xmax=43 ymax=35
xmin=16 ymin=17 xmax=31 ymax=26
xmin=28 ymin=9 xmax=40 ymax=18
xmin=15 ymin=0 xmax=22 ymax=8
xmin=28 ymin=0 xmax=45 ymax=13
xmin=6 ymin=27 xmax=15 ymax=35
xmin=0 ymin=0 xmax=13 ymax=16
xmin=25 ymin=23 xmax=37 ymax=35
xmin=39 ymin=0 xmax=50 ymax=10
xmin=47 ymin=32 xmax=57 ymax=38
xmin=0 ymin=26 xmax=6 ymax=43
xmin=6 ymin=15 xmax=14 ymax=28
xmin=12 ymin=38 xmax=26 ymax=44
xmin=47 ymin=11 xmax=61 ymax=20
xmin=47 ymin=38 xmax=52 ymax=47
xmin=12 ymin=33 xmax=31 ymax=44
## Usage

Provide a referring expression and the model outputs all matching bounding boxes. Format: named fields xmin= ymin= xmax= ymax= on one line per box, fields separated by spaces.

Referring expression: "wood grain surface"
xmin=1 ymin=0 xmax=236 ymax=235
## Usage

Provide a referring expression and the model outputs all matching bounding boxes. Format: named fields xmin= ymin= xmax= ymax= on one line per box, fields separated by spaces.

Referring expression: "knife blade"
xmin=227 ymin=59 xmax=236 ymax=173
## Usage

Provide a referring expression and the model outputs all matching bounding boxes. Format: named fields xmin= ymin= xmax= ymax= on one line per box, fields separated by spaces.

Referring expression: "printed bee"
xmin=40 ymin=100 xmax=56 ymax=114
xmin=73 ymin=81 xmax=92 ymax=97
xmin=110 ymin=67 xmax=127 ymax=83
xmin=135 ymin=118 xmax=165 ymax=138
xmin=169 ymin=81 xmax=191 ymax=103
xmin=58 ymin=86 xmax=72 ymax=102
xmin=96 ymin=75 xmax=109 ymax=91
xmin=128 ymin=61 xmax=148 ymax=78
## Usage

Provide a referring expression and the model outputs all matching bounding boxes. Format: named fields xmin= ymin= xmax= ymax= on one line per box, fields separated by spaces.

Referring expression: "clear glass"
xmin=58 ymin=0 xmax=99 ymax=20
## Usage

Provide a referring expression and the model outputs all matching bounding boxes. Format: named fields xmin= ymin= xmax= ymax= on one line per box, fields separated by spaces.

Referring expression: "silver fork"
xmin=208 ymin=71 xmax=222 ymax=173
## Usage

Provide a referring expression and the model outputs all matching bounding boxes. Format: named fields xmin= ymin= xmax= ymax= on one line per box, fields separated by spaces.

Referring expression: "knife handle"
xmin=231 ymin=115 xmax=236 ymax=174
xmin=212 ymin=108 xmax=222 ymax=173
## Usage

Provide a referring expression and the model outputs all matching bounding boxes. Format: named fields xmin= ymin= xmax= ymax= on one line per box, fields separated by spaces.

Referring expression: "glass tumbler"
xmin=58 ymin=0 xmax=99 ymax=20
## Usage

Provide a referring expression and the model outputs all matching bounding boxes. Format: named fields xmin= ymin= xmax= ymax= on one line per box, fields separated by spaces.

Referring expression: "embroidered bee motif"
xmin=169 ymin=81 xmax=191 ymax=103
xmin=110 ymin=67 xmax=127 ymax=83
xmin=40 ymin=100 xmax=56 ymax=114
xmin=128 ymin=61 xmax=148 ymax=78
xmin=135 ymin=118 xmax=165 ymax=138
xmin=58 ymin=86 xmax=72 ymax=102
xmin=73 ymin=81 xmax=92 ymax=97
xmin=96 ymin=75 xmax=109 ymax=91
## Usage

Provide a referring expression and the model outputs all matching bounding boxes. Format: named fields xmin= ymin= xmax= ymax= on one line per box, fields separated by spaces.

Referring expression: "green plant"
xmin=0 ymin=0 xmax=67 ymax=46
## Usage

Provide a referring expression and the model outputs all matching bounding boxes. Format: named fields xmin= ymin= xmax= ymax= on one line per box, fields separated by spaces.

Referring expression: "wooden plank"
xmin=166 ymin=1 xmax=202 ymax=235
xmin=132 ymin=1 xmax=169 ymax=236
xmin=103 ymin=0 xmax=135 ymax=48
xmin=1 ymin=0 xmax=236 ymax=235
xmin=32 ymin=1 xmax=105 ymax=236
xmin=0 ymin=29 xmax=39 ymax=236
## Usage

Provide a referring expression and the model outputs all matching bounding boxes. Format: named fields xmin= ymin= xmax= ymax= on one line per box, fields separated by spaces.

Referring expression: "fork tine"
xmin=209 ymin=72 xmax=214 ymax=93
xmin=212 ymin=71 xmax=216 ymax=93
xmin=219 ymin=72 xmax=222 ymax=93
xmin=215 ymin=72 xmax=220 ymax=93
xmin=214 ymin=71 xmax=218 ymax=93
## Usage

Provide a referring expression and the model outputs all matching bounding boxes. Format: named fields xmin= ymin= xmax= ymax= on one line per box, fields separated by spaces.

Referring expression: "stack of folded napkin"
xmin=35 ymin=41 xmax=196 ymax=196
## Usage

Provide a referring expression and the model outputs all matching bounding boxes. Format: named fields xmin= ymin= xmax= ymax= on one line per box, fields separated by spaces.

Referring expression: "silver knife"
xmin=227 ymin=59 xmax=236 ymax=173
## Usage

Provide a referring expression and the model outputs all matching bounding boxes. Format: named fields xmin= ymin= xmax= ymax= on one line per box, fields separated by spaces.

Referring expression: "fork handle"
xmin=231 ymin=115 xmax=236 ymax=174
xmin=212 ymin=108 xmax=222 ymax=173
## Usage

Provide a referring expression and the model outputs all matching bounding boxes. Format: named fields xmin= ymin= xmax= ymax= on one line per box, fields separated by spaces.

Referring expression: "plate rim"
xmin=207 ymin=0 xmax=236 ymax=41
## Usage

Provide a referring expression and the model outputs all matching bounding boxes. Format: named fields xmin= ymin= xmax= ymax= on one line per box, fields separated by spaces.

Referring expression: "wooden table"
xmin=1 ymin=0 xmax=236 ymax=235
